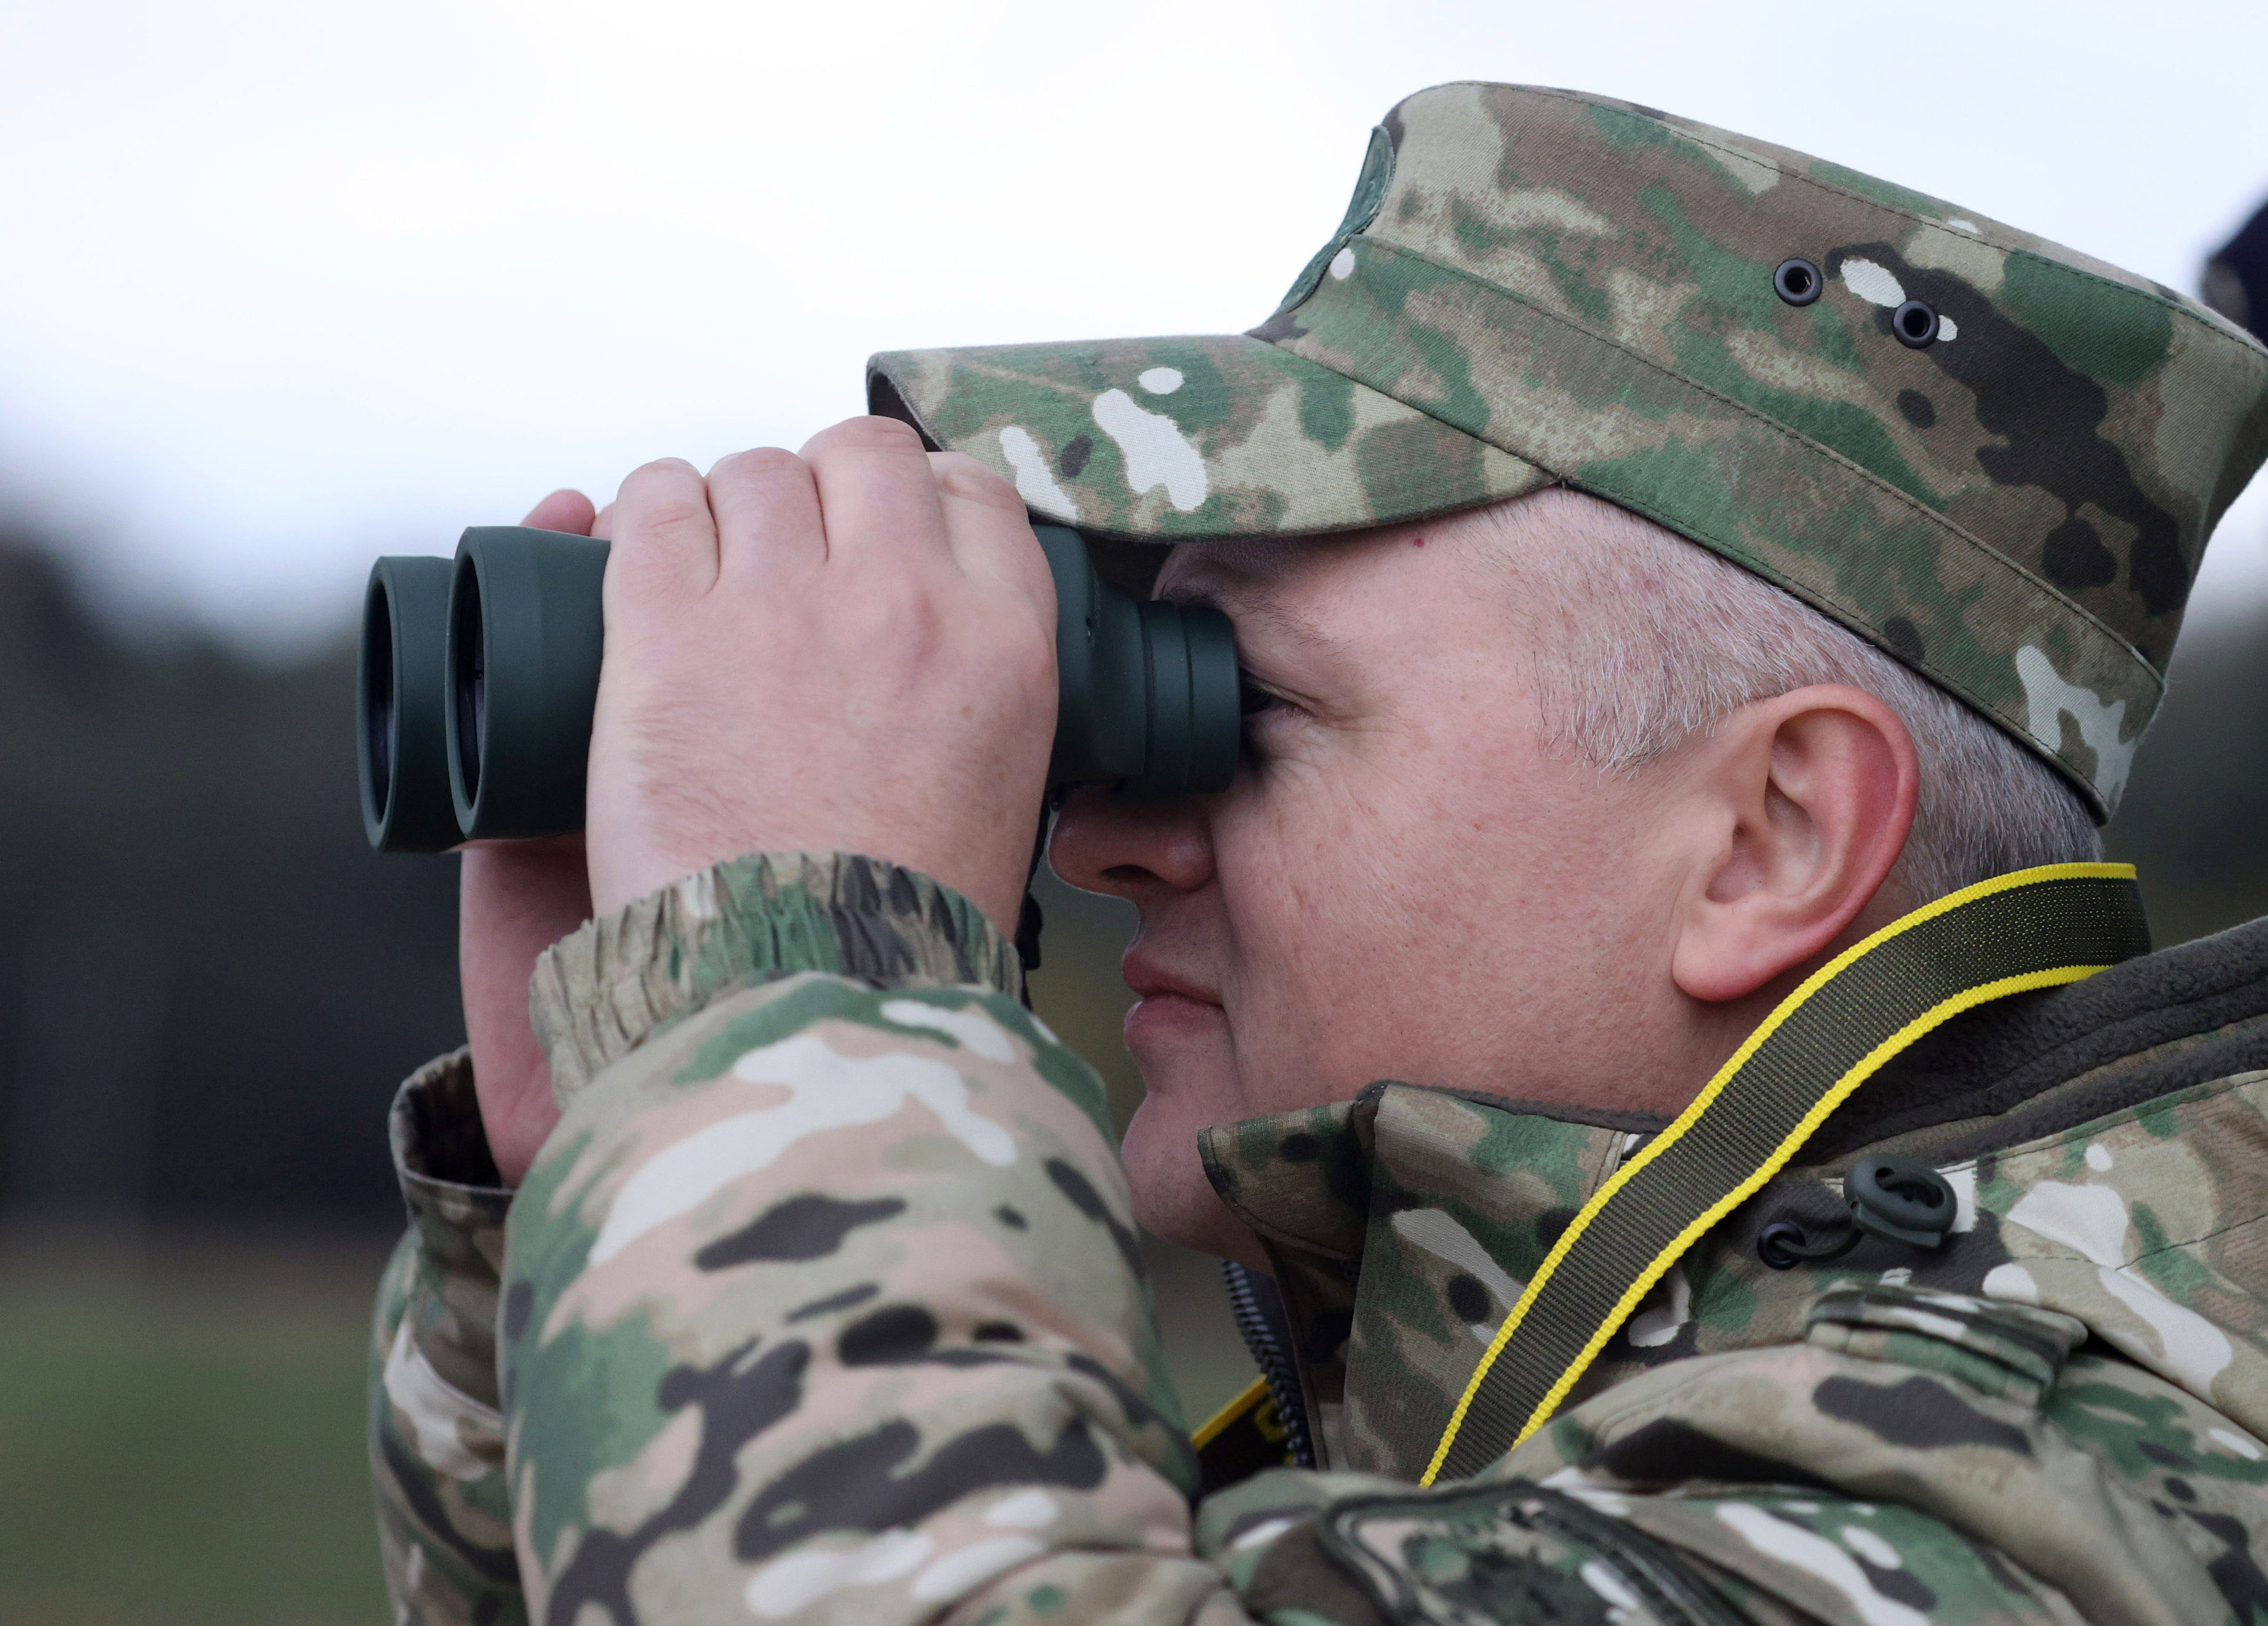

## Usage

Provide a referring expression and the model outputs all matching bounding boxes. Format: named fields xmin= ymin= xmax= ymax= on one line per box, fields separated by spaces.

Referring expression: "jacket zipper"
xmin=1220 ymin=1260 xmax=1317 ymax=1471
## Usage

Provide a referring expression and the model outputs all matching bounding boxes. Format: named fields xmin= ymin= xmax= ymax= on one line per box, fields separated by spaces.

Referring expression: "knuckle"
xmin=638 ymin=493 xmax=714 ymax=536
xmin=847 ymin=414 xmax=927 ymax=450
xmin=928 ymin=453 xmax=1021 ymax=511
xmin=618 ymin=460 xmax=712 ymax=537
xmin=625 ymin=456 xmax=697 ymax=487
xmin=862 ymin=583 xmax=946 ymax=647
xmin=710 ymin=445 xmax=804 ymax=483
xmin=810 ymin=414 xmax=928 ymax=459
xmin=1006 ymin=625 xmax=1057 ymax=692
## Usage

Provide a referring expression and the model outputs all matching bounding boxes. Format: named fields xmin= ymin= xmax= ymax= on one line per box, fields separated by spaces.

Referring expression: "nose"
xmin=1049 ymin=787 xmax=1215 ymax=901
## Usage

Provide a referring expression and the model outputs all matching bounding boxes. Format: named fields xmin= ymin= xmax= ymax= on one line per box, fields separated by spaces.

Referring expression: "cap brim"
xmin=868 ymin=332 xmax=1548 ymax=544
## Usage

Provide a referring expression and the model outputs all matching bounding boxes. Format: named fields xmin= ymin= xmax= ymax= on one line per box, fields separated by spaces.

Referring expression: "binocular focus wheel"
xmin=359 ymin=555 xmax=462 ymax=853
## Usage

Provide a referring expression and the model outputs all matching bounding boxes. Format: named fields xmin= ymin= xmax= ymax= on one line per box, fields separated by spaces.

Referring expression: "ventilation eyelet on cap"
xmin=1893 ymin=298 xmax=1940 ymax=347
xmin=1773 ymin=257 xmax=1823 ymax=307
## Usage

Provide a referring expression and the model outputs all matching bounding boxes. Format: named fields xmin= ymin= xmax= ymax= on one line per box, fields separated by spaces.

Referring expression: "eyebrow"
xmin=1157 ymin=575 xmax=1346 ymax=662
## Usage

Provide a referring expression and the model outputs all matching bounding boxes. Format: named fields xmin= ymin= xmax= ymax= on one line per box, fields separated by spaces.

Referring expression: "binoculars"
xmin=359 ymin=524 xmax=1243 ymax=852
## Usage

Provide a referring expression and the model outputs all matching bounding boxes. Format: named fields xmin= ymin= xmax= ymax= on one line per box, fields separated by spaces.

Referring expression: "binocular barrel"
xmin=359 ymin=524 xmax=1241 ymax=853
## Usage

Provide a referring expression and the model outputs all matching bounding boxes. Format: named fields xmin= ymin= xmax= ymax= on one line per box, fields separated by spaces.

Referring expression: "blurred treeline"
xmin=0 ymin=534 xmax=1158 ymax=1240
xmin=0 ymin=540 xmax=463 ymax=1233
xmin=0 ymin=532 xmax=2264 ymax=1235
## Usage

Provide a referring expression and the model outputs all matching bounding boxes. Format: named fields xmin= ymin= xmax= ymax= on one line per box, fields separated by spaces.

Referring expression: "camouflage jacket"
xmin=373 ymin=851 xmax=2268 ymax=1625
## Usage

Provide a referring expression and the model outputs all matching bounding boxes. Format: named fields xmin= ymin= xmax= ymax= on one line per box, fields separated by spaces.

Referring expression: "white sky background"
xmin=2 ymin=0 xmax=2266 ymax=652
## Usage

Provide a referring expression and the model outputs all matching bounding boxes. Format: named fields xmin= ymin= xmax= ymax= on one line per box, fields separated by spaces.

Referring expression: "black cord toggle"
xmin=1757 ymin=1218 xmax=1861 ymax=1270
xmin=1758 ymin=1154 xmax=1959 ymax=1270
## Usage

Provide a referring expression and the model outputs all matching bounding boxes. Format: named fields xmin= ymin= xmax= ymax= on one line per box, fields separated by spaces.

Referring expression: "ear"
xmin=1668 ymin=685 xmax=1919 ymax=1004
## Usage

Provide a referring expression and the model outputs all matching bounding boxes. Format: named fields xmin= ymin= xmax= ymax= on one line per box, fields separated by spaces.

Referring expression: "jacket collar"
xmin=1201 ymin=913 xmax=2268 ymax=1478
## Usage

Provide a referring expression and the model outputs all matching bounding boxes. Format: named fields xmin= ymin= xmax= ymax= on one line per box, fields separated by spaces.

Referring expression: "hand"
xmin=459 ymin=488 xmax=601 ymax=1185
xmin=584 ymin=417 xmax=1058 ymax=932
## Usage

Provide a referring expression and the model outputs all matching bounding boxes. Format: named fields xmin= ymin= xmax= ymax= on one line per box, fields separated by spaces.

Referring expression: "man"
xmin=373 ymin=85 xmax=2268 ymax=1624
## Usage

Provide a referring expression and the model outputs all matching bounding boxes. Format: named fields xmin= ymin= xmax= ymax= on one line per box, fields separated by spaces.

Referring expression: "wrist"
xmin=585 ymin=809 xmax=1042 ymax=939
xmin=533 ymin=849 xmax=1024 ymax=1105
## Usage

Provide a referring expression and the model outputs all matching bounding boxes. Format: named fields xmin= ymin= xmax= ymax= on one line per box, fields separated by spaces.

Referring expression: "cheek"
xmin=1227 ymin=723 xmax=1540 ymax=945
xmin=1208 ymin=719 xmax=1623 ymax=1092
xmin=1204 ymin=751 xmax=1447 ymax=1068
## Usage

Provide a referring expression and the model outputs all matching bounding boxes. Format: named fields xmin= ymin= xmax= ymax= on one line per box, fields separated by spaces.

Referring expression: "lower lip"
xmin=1124 ymin=992 xmax=1225 ymax=1047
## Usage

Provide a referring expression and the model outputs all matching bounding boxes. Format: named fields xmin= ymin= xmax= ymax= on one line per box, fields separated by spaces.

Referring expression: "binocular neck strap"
xmin=1422 ymin=861 xmax=2150 ymax=1485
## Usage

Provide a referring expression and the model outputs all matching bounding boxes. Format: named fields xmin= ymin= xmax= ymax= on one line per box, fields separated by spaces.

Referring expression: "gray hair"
xmin=1470 ymin=488 xmax=2101 ymax=908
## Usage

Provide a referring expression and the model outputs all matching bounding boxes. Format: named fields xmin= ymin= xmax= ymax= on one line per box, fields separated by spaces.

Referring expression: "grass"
xmin=0 ymin=1230 xmax=395 ymax=1626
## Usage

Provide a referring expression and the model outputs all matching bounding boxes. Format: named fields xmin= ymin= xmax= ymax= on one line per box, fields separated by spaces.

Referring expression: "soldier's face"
xmin=1049 ymin=506 xmax=1694 ymax=1263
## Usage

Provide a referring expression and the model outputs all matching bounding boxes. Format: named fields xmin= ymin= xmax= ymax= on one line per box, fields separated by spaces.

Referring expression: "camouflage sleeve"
xmin=371 ymin=1048 xmax=526 ymax=1626
xmin=498 ymin=851 xmax=1259 ymax=1625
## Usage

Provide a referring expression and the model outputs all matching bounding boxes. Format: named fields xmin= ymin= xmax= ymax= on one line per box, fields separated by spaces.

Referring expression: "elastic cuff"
xmin=390 ymin=1048 xmax=508 ymax=1194
xmin=388 ymin=1050 xmax=512 ymax=1274
xmin=530 ymin=851 xmax=1024 ymax=1106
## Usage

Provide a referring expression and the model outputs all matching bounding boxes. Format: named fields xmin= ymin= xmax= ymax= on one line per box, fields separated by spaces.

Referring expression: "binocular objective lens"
xmin=452 ymin=565 xmax=486 ymax=802
xmin=359 ymin=554 xmax=459 ymax=853
xmin=363 ymin=588 xmax=395 ymax=809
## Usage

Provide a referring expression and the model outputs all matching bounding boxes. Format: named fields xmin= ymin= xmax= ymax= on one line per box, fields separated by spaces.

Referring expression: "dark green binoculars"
xmin=359 ymin=524 xmax=1242 ymax=852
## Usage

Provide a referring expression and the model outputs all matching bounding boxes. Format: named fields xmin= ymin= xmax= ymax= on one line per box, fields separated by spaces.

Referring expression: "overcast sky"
xmin=4 ymin=0 xmax=2266 ymax=650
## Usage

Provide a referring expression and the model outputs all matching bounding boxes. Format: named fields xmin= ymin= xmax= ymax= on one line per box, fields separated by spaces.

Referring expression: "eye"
xmin=1239 ymin=674 xmax=1288 ymax=718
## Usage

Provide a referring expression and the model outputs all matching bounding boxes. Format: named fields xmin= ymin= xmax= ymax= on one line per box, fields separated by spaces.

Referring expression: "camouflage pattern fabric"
xmin=869 ymin=83 xmax=2268 ymax=815
xmin=526 ymin=848 xmax=1024 ymax=1101
xmin=374 ymin=852 xmax=2268 ymax=1625
xmin=372 ymin=1049 xmax=522 ymax=1626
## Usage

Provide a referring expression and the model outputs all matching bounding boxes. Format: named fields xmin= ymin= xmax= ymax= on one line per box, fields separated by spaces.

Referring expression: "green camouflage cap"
xmin=869 ymin=83 xmax=2268 ymax=817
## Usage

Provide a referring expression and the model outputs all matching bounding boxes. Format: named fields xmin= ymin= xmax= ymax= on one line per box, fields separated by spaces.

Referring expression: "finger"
xmin=932 ymin=451 xmax=1054 ymax=605
xmin=520 ymin=488 xmax=597 ymax=536
xmin=706 ymin=446 xmax=826 ymax=588
xmin=591 ymin=502 xmax=616 ymax=541
xmin=608 ymin=457 xmax=718 ymax=605
xmin=798 ymin=415 xmax=951 ymax=572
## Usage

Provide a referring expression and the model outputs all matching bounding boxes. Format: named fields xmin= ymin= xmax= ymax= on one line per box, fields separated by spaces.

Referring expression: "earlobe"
xmin=1670 ymin=686 xmax=1919 ymax=1005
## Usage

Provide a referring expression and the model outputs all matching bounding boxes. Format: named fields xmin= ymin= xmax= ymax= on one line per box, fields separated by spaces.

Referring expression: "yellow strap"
xmin=1421 ymin=861 xmax=2138 ymax=1485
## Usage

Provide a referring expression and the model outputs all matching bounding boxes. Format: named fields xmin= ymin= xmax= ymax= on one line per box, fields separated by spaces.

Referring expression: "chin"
xmin=1118 ymin=1069 xmax=1263 ymax=1266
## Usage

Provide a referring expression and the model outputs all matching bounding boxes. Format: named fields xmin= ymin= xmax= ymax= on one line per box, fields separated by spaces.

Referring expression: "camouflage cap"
xmin=868 ymin=83 xmax=2268 ymax=817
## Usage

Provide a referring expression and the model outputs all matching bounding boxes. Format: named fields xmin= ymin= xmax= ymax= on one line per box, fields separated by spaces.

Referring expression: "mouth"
xmin=1121 ymin=952 xmax=1226 ymax=1050
xmin=1122 ymin=953 xmax=1221 ymax=1007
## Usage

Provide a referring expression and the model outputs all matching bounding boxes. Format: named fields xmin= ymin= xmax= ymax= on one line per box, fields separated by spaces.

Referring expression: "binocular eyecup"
xmin=359 ymin=524 xmax=1242 ymax=853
